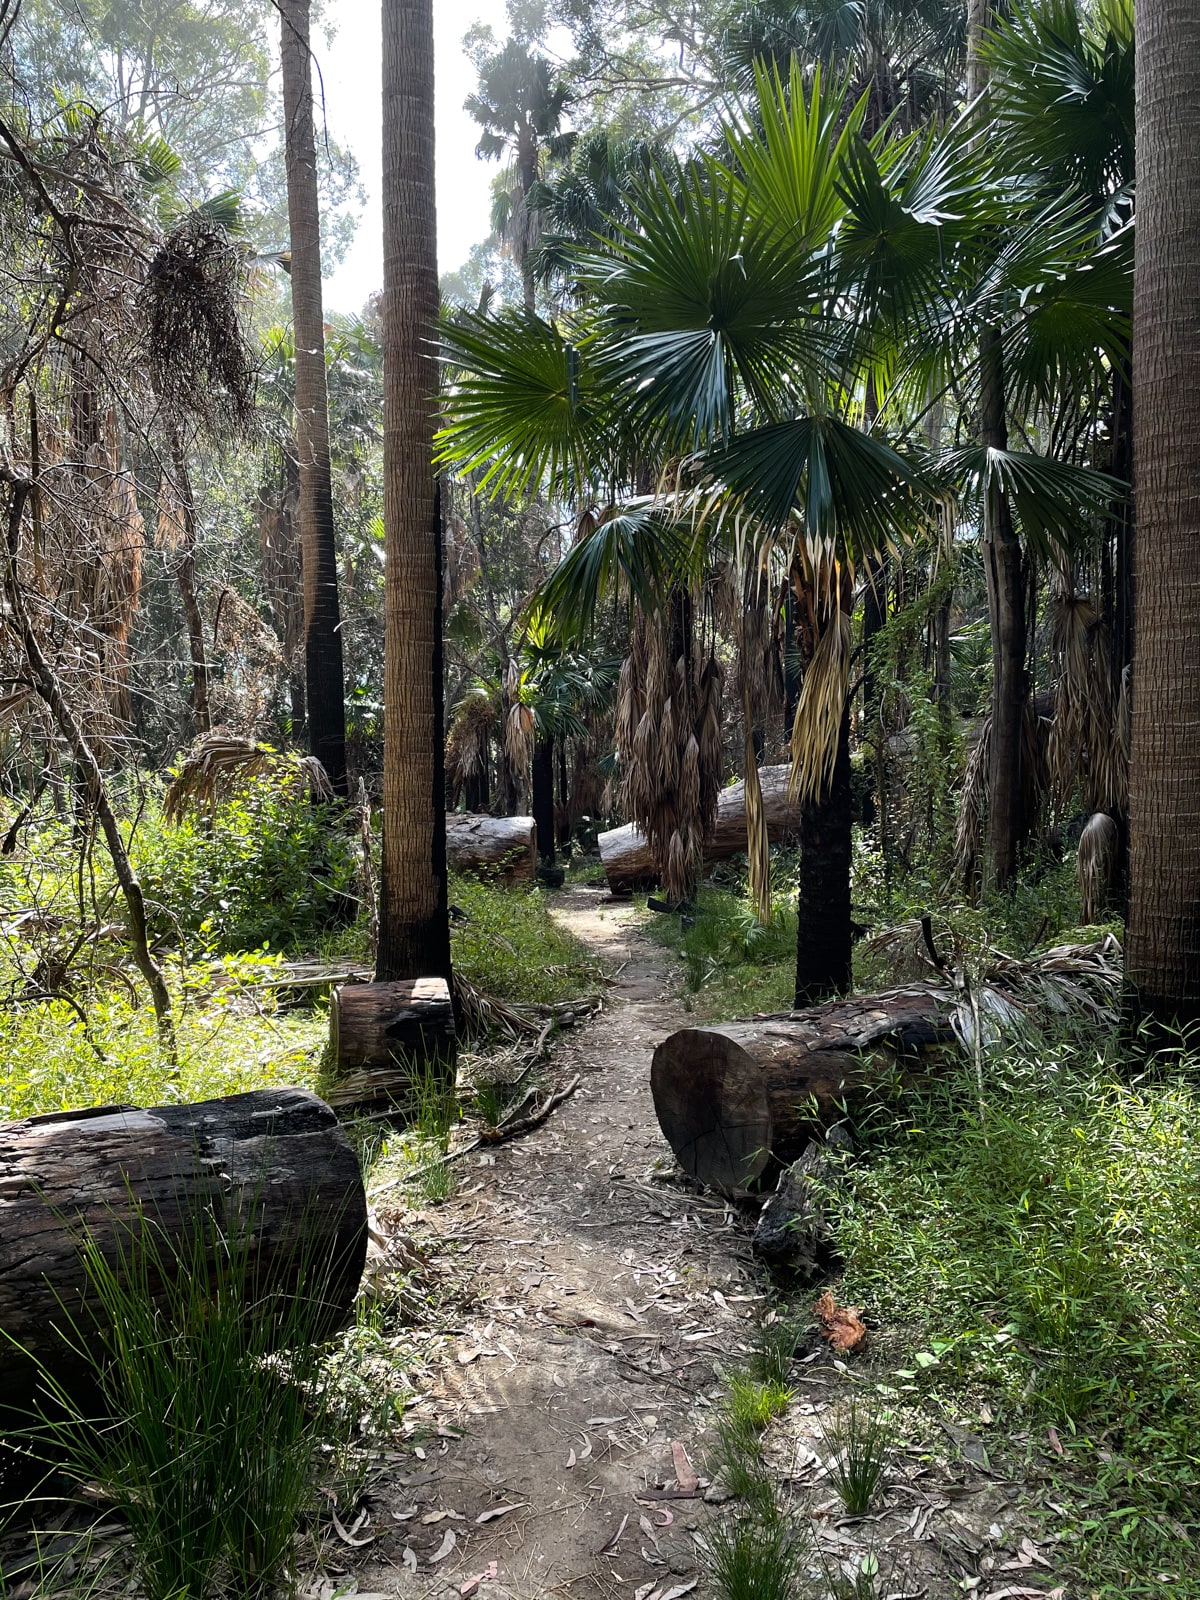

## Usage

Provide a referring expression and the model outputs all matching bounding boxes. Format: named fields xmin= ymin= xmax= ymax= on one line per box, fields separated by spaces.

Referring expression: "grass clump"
xmin=818 ymin=1399 xmax=893 ymax=1516
xmin=23 ymin=1214 xmax=348 ymax=1599
xmin=449 ymin=874 xmax=604 ymax=1007
xmin=701 ymin=1509 xmax=808 ymax=1600
xmin=727 ymin=1371 xmax=792 ymax=1437
xmin=645 ymin=879 xmax=797 ymax=1019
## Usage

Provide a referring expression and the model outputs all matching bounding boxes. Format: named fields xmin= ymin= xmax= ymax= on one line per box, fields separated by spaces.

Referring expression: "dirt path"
xmin=343 ymin=889 xmax=1053 ymax=1600
xmin=350 ymin=888 xmax=747 ymax=1600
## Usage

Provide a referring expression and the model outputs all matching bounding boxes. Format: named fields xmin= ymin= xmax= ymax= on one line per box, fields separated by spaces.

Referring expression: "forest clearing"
xmin=0 ymin=0 xmax=1197 ymax=1597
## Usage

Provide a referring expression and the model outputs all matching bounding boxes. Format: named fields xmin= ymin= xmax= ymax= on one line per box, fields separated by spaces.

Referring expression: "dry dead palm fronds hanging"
xmin=163 ymin=730 xmax=333 ymax=822
xmin=446 ymin=686 xmax=497 ymax=799
xmin=616 ymin=599 xmax=724 ymax=904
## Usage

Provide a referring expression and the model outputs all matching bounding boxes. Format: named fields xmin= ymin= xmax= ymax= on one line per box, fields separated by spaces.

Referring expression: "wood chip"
xmin=670 ymin=1441 xmax=699 ymax=1493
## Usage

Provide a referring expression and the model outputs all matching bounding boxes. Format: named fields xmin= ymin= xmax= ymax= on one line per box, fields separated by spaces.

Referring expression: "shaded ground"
xmin=323 ymin=889 xmax=1066 ymax=1600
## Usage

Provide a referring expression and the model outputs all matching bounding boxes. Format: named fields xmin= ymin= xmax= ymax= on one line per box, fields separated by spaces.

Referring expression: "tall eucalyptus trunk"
xmin=1126 ymin=0 xmax=1200 ymax=1023
xmin=280 ymin=0 xmax=346 ymax=792
xmin=376 ymin=0 xmax=452 ymax=984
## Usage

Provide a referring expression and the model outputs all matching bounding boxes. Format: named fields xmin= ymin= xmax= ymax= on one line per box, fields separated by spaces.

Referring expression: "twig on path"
xmin=479 ymin=1074 xmax=582 ymax=1144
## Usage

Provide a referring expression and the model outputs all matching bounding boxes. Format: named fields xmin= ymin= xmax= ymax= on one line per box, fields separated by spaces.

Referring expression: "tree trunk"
xmin=1127 ymin=0 xmax=1200 ymax=1023
xmin=795 ymin=705 xmax=853 ymax=1005
xmin=980 ymin=324 xmax=1029 ymax=888
xmin=446 ymin=812 xmax=536 ymax=881
xmin=531 ymin=732 xmax=555 ymax=863
xmin=328 ymin=978 xmax=456 ymax=1111
xmin=169 ymin=440 xmax=211 ymax=737
xmin=280 ymin=0 xmax=347 ymax=794
xmin=651 ymin=988 xmax=960 ymax=1192
xmin=377 ymin=0 xmax=452 ymax=987
xmin=0 ymin=1088 xmax=367 ymax=1417
xmin=597 ymin=765 xmax=802 ymax=893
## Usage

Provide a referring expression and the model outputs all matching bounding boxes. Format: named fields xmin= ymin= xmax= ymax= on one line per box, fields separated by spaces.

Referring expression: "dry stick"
xmin=374 ymin=1073 xmax=583 ymax=1193
xmin=1 ymin=473 xmax=178 ymax=1060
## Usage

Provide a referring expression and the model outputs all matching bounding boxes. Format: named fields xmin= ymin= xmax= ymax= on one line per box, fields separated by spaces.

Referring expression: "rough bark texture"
xmin=0 ymin=1088 xmax=367 ymax=1416
xmin=327 ymin=977 xmax=456 ymax=1111
xmin=280 ymin=0 xmax=347 ymax=793
xmin=377 ymin=0 xmax=452 ymax=985
xmin=531 ymin=734 xmax=556 ymax=863
xmin=795 ymin=706 xmax=853 ymax=1005
xmin=1127 ymin=0 xmax=1200 ymax=1022
xmin=447 ymin=812 xmax=536 ymax=881
xmin=169 ymin=441 xmax=211 ymax=737
xmin=751 ymin=1141 xmax=840 ymax=1276
xmin=650 ymin=987 xmax=961 ymax=1193
xmin=598 ymin=765 xmax=802 ymax=893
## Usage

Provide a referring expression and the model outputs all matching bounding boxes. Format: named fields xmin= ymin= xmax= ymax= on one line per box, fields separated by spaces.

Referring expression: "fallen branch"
xmin=479 ymin=1074 xmax=581 ymax=1144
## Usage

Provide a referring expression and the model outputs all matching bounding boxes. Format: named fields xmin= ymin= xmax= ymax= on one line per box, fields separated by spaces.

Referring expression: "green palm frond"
xmin=587 ymin=158 xmax=826 ymax=446
xmin=532 ymin=504 xmax=706 ymax=641
xmin=707 ymin=415 xmax=931 ymax=558
xmin=943 ymin=446 xmax=1121 ymax=558
xmin=724 ymin=60 xmax=866 ymax=251
xmin=436 ymin=309 xmax=613 ymax=499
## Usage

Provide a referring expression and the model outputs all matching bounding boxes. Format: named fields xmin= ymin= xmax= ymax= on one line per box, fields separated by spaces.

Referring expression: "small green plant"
xmin=726 ymin=1371 xmax=792 ymax=1438
xmin=701 ymin=1509 xmax=807 ymax=1600
xmin=752 ymin=1307 xmax=801 ymax=1387
xmin=819 ymin=1399 xmax=893 ymax=1516
xmin=23 ymin=1211 xmax=346 ymax=1600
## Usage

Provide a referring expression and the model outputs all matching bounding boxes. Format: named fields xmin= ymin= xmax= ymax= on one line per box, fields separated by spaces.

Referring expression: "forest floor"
xmin=331 ymin=887 xmax=1066 ymax=1600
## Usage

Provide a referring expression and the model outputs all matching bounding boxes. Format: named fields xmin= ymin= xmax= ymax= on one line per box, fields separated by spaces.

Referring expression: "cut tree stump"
xmin=650 ymin=986 xmax=961 ymax=1192
xmin=447 ymin=812 xmax=536 ymax=882
xmin=0 ymin=1087 xmax=367 ymax=1418
xmin=327 ymin=977 xmax=456 ymax=1111
xmin=598 ymin=765 xmax=802 ymax=893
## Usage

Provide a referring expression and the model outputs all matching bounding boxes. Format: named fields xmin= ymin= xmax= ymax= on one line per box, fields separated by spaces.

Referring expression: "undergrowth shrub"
xmin=135 ymin=779 xmax=358 ymax=955
xmin=448 ymin=874 xmax=603 ymax=1006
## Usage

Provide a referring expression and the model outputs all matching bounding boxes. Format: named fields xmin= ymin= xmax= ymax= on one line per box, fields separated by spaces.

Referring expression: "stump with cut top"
xmin=327 ymin=976 xmax=456 ymax=1112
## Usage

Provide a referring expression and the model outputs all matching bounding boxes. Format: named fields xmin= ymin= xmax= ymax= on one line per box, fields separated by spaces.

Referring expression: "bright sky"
xmin=318 ymin=0 xmax=510 ymax=317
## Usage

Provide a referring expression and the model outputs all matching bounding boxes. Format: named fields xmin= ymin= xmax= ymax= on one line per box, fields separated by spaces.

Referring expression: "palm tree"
xmin=465 ymin=38 xmax=574 ymax=311
xmin=1125 ymin=0 xmax=1200 ymax=1023
xmin=279 ymin=0 xmax=347 ymax=791
xmin=377 ymin=0 xmax=452 ymax=985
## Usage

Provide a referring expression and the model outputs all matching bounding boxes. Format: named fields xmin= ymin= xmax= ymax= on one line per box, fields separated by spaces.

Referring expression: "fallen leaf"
xmin=1047 ymin=1426 xmax=1064 ymax=1456
xmin=811 ymin=1290 xmax=867 ymax=1354
xmin=659 ymin=1582 xmax=698 ymax=1600
xmin=633 ymin=1584 xmax=661 ymax=1600
xmin=421 ymin=1509 xmax=465 ymax=1524
xmin=401 ymin=1547 xmax=417 ymax=1572
xmin=565 ymin=1448 xmax=576 ymax=1469
xmin=982 ymin=1588 xmax=1055 ymax=1599
xmin=599 ymin=1512 xmax=629 ymax=1555
xmin=459 ymin=1562 xmax=499 ymax=1597
xmin=653 ymin=1507 xmax=674 ymax=1528
xmin=588 ymin=1415 xmax=624 ymax=1425
xmin=670 ymin=1441 xmax=699 ymax=1494
xmin=330 ymin=1508 xmax=374 ymax=1548
xmin=475 ymin=1504 xmax=526 ymax=1524
xmin=458 ymin=1349 xmax=481 ymax=1365
xmin=429 ymin=1528 xmax=458 ymax=1564
xmin=578 ymin=1434 xmax=593 ymax=1461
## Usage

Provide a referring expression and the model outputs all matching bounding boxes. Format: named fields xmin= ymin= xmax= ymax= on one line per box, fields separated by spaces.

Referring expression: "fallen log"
xmin=327 ymin=977 xmax=456 ymax=1111
xmin=0 ymin=1088 xmax=367 ymax=1418
xmin=650 ymin=987 xmax=961 ymax=1192
xmin=447 ymin=812 xmax=536 ymax=882
xmin=598 ymin=765 xmax=802 ymax=893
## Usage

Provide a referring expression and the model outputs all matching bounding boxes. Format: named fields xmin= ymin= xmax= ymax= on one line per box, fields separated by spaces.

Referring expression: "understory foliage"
xmin=839 ymin=1034 xmax=1200 ymax=1592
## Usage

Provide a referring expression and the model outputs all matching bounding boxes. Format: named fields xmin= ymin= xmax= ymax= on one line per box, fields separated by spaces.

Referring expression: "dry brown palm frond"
xmin=789 ymin=608 xmax=852 ymax=805
xmin=1046 ymin=586 xmax=1120 ymax=813
xmin=955 ymin=717 xmax=991 ymax=886
xmin=446 ymin=687 xmax=496 ymax=791
xmin=744 ymin=742 xmax=771 ymax=923
xmin=1077 ymin=811 xmax=1119 ymax=925
xmin=141 ymin=214 xmax=257 ymax=434
xmin=163 ymin=731 xmax=332 ymax=822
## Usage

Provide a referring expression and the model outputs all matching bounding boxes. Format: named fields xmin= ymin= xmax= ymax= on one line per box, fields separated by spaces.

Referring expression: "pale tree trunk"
xmin=280 ymin=0 xmax=347 ymax=793
xmin=169 ymin=439 xmax=211 ymax=737
xmin=377 ymin=0 xmax=452 ymax=984
xmin=1126 ymin=0 xmax=1200 ymax=1023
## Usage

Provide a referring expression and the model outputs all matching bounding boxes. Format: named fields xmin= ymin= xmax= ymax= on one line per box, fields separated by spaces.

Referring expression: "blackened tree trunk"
xmin=795 ymin=705 xmax=853 ymax=1005
xmin=169 ymin=439 xmax=211 ymax=737
xmin=531 ymin=731 xmax=555 ymax=862
xmin=376 ymin=0 xmax=452 ymax=985
xmin=280 ymin=0 xmax=347 ymax=793
xmin=1126 ymin=0 xmax=1200 ymax=1023
xmin=980 ymin=324 xmax=1029 ymax=888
